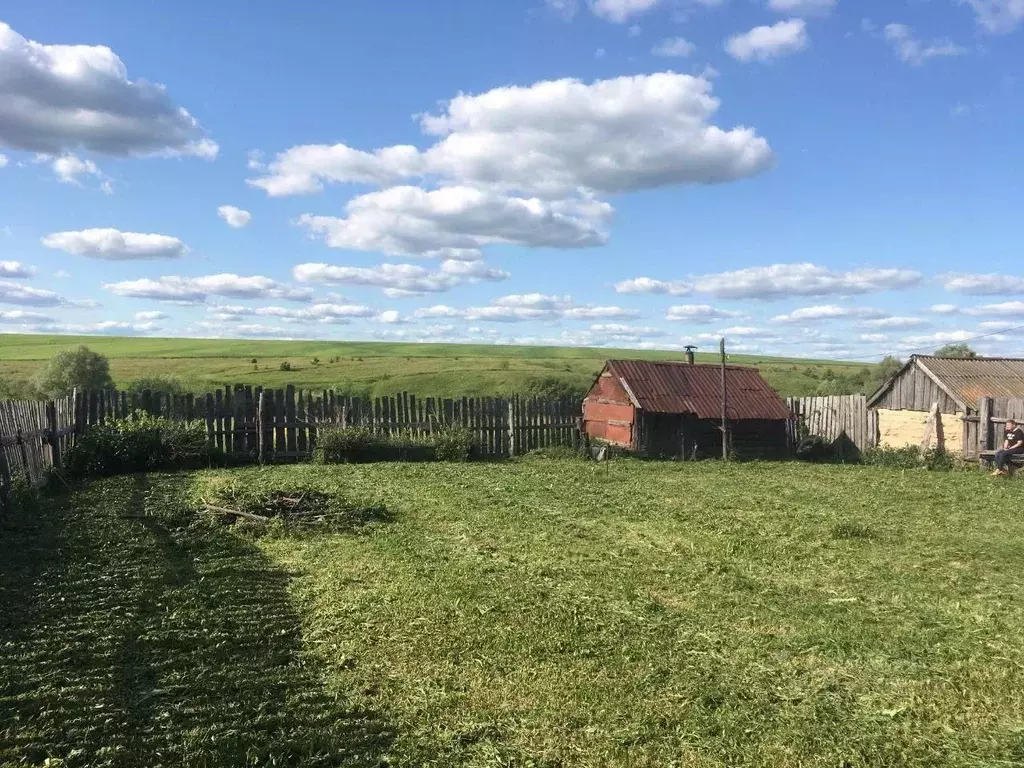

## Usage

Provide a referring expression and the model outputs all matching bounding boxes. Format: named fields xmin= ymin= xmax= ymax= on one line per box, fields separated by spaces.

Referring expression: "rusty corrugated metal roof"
xmin=603 ymin=360 xmax=791 ymax=420
xmin=916 ymin=355 xmax=1024 ymax=409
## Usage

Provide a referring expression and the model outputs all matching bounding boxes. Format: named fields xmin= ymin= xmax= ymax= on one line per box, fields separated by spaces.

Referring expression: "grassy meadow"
xmin=0 ymin=333 xmax=881 ymax=400
xmin=3 ymin=459 xmax=1023 ymax=766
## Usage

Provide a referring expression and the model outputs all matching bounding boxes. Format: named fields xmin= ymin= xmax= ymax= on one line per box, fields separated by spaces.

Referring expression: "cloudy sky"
xmin=1 ymin=0 xmax=1023 ymax=359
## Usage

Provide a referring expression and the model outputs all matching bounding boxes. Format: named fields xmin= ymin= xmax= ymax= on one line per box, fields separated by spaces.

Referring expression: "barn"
xmin=582 ymin=359 xmax=792 ymax=459
xmin=867 ymin=355 xmax=1024 ymax=456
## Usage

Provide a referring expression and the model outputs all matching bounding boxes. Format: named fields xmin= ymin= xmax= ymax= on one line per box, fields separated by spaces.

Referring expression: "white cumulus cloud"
xmin=665 ymin=304 xmax=746 ymax=323
xmin=293 ymin=259 xmax=509 ymax=297
xmin=0 ymin=260 xmax=33 ymax=278
xmin=652 ymin=37 xmax=696 ymax=56
xmin=135 ymin=310 xmax=168 ymax=321
xmin=218 ymin=205 xmax=252 ymax=228
xmin=884 ymin=24 xmax=967 ymax=66
xmin=961 ymin=0 xmax=1024 ymax=34
xmin=588 ymin=0 xmax=660 ymax=23
xmin=0 ymin=21 xmax=217 ymax=157
xmin=768 ymin=0 xmax=835 ymax=15
xmin=615 ymin=277 xmax=692 ymax=296
xmin=104 ymin=274 xmax=313 ymax=304
xmin=250 ymin=72 xmax=772 ymax=199
xmin=726 ymin=19 xmax=808 ymax=62
xmin=297 ymin=186 xmax=610 ymax=259
xmin=0 ymin=279 xmax=73 ymax=307
xmin=42 ymin=228 xmax=188 ymax=260
xmin=769 ymin=305 xmax=889 ymax=323
xmin=695 ymin=263 xmax=922 ymax=299
xmin=943 ymin=272 xmax=1024 ymax=295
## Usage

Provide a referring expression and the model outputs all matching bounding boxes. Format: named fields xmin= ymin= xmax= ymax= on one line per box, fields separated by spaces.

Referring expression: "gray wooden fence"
xmin=787 ymin=395 xmax=878 ymax=453
xmin=0 ymin=396 xmax=75 ymax=498
xmin=73 ymin=386 xmax=583 ymax=462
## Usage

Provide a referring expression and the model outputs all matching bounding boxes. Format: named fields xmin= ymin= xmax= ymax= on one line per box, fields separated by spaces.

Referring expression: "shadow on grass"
xmin=0 ymin=473 xmax=395 ymax=768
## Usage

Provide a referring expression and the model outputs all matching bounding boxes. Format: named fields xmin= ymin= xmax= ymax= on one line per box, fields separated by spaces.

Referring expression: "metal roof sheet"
xmin=603 ymin=359 xmax=791 ymax=420
xmin=916 ymin=355 xmax=1024 ymax=409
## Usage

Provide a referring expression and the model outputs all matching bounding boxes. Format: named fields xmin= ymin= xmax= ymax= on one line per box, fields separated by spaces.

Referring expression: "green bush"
xmin=432 ymin=426 xmax=475 ymax=462
xmin=313 ymin=426 xmax=476 ymax=464
xmin=65 ymin=412 xmax=221 ymax=478
xmin=124 ymin=374 xmax=188 ymax=397
xmin=279 ymin=361 xmax=293 ymax=372
xmin=34 ymin=345 xmax=114 ymax=398
xmin=861 ymin=445 xmax=955 ymax=471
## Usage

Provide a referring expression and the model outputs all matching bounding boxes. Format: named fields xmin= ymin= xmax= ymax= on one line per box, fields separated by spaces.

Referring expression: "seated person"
xmin=991 ymin=418 xmax=1024 ymax=476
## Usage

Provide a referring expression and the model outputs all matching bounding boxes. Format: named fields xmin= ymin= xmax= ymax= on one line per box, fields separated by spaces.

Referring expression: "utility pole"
xmin=720 ymin=337 xmax=729 ymax=461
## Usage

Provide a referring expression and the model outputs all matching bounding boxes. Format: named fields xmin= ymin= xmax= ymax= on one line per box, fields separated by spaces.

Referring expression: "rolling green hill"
xmin=0 ymin=333 xmax=884 ymax=400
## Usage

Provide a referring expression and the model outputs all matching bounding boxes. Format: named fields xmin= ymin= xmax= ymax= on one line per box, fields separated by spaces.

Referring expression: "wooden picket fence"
xmin=0 ymin=396 xmax=75 ymax=498
xmin=786 ymin=395 xmax=878 ymax=453
xmin=72 ymin=386 xmax=583 ymax=461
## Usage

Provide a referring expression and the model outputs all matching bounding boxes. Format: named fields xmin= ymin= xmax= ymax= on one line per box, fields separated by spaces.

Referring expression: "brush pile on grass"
xmin=192 ymin=474 xmax=391 ymax=536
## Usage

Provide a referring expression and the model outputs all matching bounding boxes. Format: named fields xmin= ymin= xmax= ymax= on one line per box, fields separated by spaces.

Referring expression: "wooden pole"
xmin=720 ymin=337 xmax=729 ymax=461
xmin=46 ymin=399 xmax=60 ymax=471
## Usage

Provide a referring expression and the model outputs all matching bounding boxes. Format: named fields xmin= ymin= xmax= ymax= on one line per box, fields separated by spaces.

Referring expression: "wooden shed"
xmin=582 ymin=359 xmax=792 ymax=459
xmin=867 ymin=355 xmax=1024 ymax=456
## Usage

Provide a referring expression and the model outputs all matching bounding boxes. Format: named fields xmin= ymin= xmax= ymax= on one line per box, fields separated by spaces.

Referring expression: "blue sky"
xmin=1 ymin=0 xmax=1023 ymax=360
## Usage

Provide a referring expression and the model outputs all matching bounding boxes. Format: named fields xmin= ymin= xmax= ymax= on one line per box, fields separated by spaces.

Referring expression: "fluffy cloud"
xmin=250 ymin=73 xmax=772 ymax=199
xmin=665 ymin=304 xmax=746 ymax=323
xmin=769 ymin=305 xmax=888 ymax=323
xmin=104 ymin=274 xmax=313 ymax=304
xmin=857 ymin=333 xmax=889 ymax=343
xmin=0 ymin=153 xmax=7 ymax=167
xmin=652 ymin=37 xmax=696 ymax=57
xmin=53 ymin=320 xmax=160 ymax=335
xmin=0 ymin=22 xmax=217 ymax=157
xmin=929 ymin=304 xmax=960 ymax=315
xmin=588 ymin=0 xmax=660 ymax=22
xmin=901 ymin=330 xmax=983 ymax=346
xmin=859 ymin=316 xmax=928 ymax=329
xmin=615 ymin=277 xmax=692 ymax=296
xmin=51 ymin=154 xmax=111 ymax=191
xmin=0 ymin=260 xmax=33 ymax=278
xmin=943 ymin=272 xmax=1024 ymax=295
xmin=298 ymin=186 xmax=610 ymax=258
xmin=218 ymin=205 xmax=252 ymax=228
xmin=884 ymin=24 xmax=967 ymax=65
xmin=695 ymin=263 xmax=922 ymax=299
xmin=42 ymin=228 xmax=188 ymax=260
xmin=961 ymin=0 xmax=1024 ymax=34
xmin=208 ymin=303 xmax=377 ymax=324
xmin=0 ymin=279 xmax=70 ymax=307
xmin=135 ymin=310 xmax=168 ymax=321
xmin=0 ymin=309 xmax=54 ymax=324
xmin=726 ymin=19 xmax=808 ymax=62
xmin=768 ymin=0 xmax=836 ymax=14
xmin=962 ymin=301 xmax=1024 ymax=317
xmin=293 ymin=259 xmax=508 ymax=297
xmin=414 ymin=294 xmax=639 ymax=322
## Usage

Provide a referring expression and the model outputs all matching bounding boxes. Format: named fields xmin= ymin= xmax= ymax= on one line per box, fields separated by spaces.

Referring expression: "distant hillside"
xmin=0 ymin=334 xmax=887 ymax=400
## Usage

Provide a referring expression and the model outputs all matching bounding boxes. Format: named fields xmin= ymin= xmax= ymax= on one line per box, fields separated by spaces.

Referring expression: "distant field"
xmin=0 ymin=333 xmax=877 ymax=399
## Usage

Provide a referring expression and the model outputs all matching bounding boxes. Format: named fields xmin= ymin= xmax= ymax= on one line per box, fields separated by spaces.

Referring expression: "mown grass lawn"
xmin=3 ymin=459 xmax=1024 ymax=766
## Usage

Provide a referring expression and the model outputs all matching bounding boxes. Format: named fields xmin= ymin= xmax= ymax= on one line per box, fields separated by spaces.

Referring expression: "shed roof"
xmin=867 ymin=355 xmax=1024 ymax=410
xmin=598 ymin=360 xmax=791 ymax=420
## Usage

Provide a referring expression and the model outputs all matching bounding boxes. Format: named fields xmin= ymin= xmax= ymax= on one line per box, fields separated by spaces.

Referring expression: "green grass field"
xmin=3 ymin=460 xmax=1023 ymax=766
xmin=0 ymin=333 xmax=880 ymax=399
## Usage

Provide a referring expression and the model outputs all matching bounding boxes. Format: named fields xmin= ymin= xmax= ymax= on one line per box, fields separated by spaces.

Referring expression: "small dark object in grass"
xmin=203 ymin=488 xmax=392 ymax=535
xmin=795 ymin=435 xmax=834 ymax=463
xmin=831 ymin=521 xmax=877 ymax=541
xmin=279 ymin=361 xmax=293 ymax=372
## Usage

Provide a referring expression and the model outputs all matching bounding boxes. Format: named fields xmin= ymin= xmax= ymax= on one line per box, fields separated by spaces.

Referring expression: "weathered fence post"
xmin=46 ymin=399 xmax=60 ymax=470
xmin=979 ymin=396 xmax=993 ymax=460
xmin=508 ymin=398 xmax=516 ymax=456
xmin=257 ymin=390 xmax=266 ymax=465
xmin=72 ymin=387 xmax=82 ymax=443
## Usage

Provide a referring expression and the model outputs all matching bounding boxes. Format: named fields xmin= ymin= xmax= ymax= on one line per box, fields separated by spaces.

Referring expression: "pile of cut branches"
xmin=198 ymin=487 xmax=390 ymax=534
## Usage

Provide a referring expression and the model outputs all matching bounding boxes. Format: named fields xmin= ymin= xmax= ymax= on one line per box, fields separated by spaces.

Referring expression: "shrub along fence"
xmin=71 ymin=386 xmax=583 ymax=463
xmin=0 ymin=396 xmax=75 ymax=496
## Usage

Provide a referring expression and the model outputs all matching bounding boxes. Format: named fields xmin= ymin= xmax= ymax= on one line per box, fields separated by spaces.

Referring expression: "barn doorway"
xmin=644 ymin=413 xmax=685 ymax=458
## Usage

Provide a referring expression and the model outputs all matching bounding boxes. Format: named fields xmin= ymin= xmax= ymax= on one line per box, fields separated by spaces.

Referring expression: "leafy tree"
xmin=934 ymin=343 xmax=977 ymax=359
xmin=34 ymin=345 xmax=114 ymax=397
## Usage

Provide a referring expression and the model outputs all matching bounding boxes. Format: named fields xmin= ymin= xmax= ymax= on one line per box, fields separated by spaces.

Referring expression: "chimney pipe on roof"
xmin=684 ymin=345 xmax=697 ymax=365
